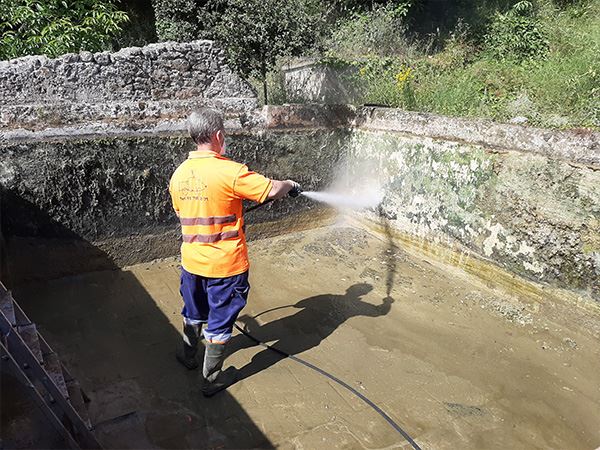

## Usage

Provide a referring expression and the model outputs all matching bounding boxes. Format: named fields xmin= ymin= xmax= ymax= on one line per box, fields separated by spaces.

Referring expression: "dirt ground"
xmin=14 ymin=223 xmax=600 ymax=449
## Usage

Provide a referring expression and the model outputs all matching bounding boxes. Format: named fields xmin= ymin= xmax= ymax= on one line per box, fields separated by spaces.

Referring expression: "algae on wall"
xmin=1 ymin=136 xmax=193 ymax=240
xmin=0 ymin=129 xmax=349 ymax=281
xmin=348 ymin=130 xmax=600 ymax=300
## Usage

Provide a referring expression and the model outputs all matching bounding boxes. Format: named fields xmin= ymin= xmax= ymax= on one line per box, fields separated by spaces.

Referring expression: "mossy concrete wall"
xmin=347 ymin=119 xmax=599 ymax=301
xmin=1 ymin=128 xmax=346 ymax=283
xmin=1 ymin=103 xmax=598 ymax=302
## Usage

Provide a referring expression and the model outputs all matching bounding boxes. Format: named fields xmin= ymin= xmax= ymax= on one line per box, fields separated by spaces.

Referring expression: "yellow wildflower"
xmin=395 ymin=67 xmax=413 ymax=89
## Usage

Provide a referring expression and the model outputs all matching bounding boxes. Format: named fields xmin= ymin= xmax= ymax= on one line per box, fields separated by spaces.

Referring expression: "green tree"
xmin=0 ymin=0 xmax=129 ymax=60
xmin=151 ymin=0 xmax=204 ymax=42
xmin=206 ymin=0 xmax=322 ymax=104
xmin=324 ymin=2 xmax=413 ymax=60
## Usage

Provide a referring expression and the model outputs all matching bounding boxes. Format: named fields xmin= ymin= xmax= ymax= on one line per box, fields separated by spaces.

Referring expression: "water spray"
xmin=301 ymin=188 xmax=383 ymax=210
xmin=245 ymin=184 xmax=383 ymax=214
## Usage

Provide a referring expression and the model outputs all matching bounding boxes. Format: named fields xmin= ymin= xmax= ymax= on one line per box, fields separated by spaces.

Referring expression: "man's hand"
xmin=267 ymin=179 xmax=301 ymax=200
xmin=288 ymin=181 xmax=302 ymax=197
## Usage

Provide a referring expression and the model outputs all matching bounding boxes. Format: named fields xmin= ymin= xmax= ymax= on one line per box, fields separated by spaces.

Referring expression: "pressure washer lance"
xmin=244 ymin=182 xmax=302 ymax=214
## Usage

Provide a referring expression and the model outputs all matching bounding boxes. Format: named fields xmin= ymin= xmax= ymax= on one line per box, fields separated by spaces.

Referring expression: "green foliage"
xmin=325 ymin=0 xmax=402 ymax=15
xmin=249 ymin=69 xmax=288 ymax=105
xmin=0 ymin=0 xmax=129 ymax=60
xmin=316 ymin=0 xmax=599 ymax=129
xmin=404 ymin=0 xmax=514 ymax=44
xmin=485 ymin=1 xmax=549 ymax=62
xmin=323 ymin=3 xmax=414 ymax=59
xmin=206 ymin=0 xmax=322 ymax=103
xmin=115 ymin=0 xmax=157 ymax=47
xmin=425 ymin=20 xmax=477 ymax=70
xmin=347 ymin=57 xmax=416 ymax=108
xmin=151 ymin=0 xmax=201 ymax=42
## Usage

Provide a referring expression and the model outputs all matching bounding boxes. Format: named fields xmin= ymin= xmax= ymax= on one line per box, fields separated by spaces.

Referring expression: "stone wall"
xmin=282 ymin=59 xmax=357 ymax=104
xmin=0 ymin=41 xmax=257 ymax=129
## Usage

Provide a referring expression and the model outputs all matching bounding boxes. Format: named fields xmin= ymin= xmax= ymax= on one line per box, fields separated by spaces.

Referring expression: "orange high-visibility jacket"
xmin=169 ymin=150 xmax=272 ymax=277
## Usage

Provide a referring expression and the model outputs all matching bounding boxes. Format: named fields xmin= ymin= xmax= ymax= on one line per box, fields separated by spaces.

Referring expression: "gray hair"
xmin=187 ymin=108 xmax=224 ymax=145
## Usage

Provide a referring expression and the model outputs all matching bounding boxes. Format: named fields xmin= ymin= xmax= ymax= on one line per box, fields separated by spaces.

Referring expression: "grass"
xmin=314 ymin=0 xmax=600 ymax=129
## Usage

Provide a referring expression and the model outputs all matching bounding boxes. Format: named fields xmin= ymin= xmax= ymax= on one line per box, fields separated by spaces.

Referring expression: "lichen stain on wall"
xmin=347 ymin=130 xmax=599 ymax=299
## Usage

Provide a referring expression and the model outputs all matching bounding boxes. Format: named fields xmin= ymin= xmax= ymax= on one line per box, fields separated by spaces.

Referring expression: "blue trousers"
xmin=180 ymin=268 xmax=249 ymax=343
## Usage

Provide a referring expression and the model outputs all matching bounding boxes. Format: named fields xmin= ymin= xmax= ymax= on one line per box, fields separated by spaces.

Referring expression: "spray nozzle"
xmin=289 ymin=182 xmax=302 ymax=198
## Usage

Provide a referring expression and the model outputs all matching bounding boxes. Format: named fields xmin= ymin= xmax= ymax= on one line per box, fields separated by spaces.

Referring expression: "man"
xmin=169 ymin=108 xmax=300 ymax=397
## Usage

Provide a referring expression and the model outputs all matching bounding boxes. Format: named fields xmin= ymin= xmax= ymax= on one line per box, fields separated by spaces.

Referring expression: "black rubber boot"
xmin=176 ymin=323 xmax=201 ymax=370
xmin=201 ymin=342 xmax=238 ymax=397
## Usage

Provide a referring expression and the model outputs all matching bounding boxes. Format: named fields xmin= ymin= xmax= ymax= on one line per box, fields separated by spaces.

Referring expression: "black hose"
xmin=233 ymin=322 xmax=423 ymax=450
xmin=244 ymin=199 xmax=274 ymax=214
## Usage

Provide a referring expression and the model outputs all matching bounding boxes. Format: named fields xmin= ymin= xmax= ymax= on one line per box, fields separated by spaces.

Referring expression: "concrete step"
xmin=66 ymin=377 xmax=92 ymax=430
xmin=42 ymin=351 xmax=69 ymax=399
xmin=17 ymin=323 xmax=43 ymax=363
xmin=0 ymin=288 xmax=16 ymax=326
xmin=1 ymin=284 xmax=99 ymax=447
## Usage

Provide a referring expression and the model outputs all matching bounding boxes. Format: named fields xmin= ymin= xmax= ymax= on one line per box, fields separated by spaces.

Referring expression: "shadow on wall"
xmin=1 ymin=188 xmax=122 ymax=285
xmin=2 ymin=190 xmax=274 ymax=449
xmin=0 ymin=134 xmax=191 ymax=283
xmin=230 ymin=283 xmax=393 ymax=382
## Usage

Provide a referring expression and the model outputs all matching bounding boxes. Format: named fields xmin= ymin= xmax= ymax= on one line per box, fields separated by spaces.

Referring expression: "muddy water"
xmin=15 ymin=225 xmax=600 ymax=449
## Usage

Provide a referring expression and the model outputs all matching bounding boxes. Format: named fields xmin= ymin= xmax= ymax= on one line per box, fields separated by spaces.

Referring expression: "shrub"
xmin=324 ymin=2 xmax=415 ymax=60
xmin=485 ymin=1 xmax=549 ymax=62
xmin=426 ymin=20 xmax=477 ymax=71
xmin=0 ymin=0 xmax=129 ymax=60
xmin=151 ymin=0 xmax=200 ymax=42
xmin=348 ymin=56 xmax=416 ymax=108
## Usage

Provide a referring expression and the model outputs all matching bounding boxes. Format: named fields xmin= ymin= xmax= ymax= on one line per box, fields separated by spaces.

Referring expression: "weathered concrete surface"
xmin=282 ymin=59 xmax=358 ymax=104
xmin=13 ymin=226 xmax=600 ymax=449
xmin=347 ymin=130 xmax=600 ymax=301
xmin=0 ymin=41 xmax=257 ymax=129
xmin=2 ymin=103 xmax=599 ymax=300
xmin=355 ymin=107 xmax=600 ymax=169
xmin=1 ymin=130 xmax=347 ymax=282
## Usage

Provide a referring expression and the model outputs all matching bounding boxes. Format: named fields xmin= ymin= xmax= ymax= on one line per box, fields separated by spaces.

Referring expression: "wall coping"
xmin=2 ymin=103 xmax=598 ymax=169
xmin=281 ymin=58 xmax=322 ymax=72
xmin=354 ymin=107 xmax=600 ymax=169
xmin=0 ymin=40 xmax=211 ymax=68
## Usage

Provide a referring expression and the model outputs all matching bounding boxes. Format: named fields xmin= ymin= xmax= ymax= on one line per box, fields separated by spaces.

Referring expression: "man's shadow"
xmin=230 ymin=283 xmax=394 ymax=381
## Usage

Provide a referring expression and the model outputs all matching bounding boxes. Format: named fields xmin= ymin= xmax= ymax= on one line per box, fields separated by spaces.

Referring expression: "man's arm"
xmin=267 ymin=180 xmax=299 ymax=200
xmin=233 ymin=164 xmax=300 ymax=203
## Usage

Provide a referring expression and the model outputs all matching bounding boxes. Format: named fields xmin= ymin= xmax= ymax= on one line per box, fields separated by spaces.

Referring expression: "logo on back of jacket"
xmin=178 ymin=172 xmax=208 ymax=202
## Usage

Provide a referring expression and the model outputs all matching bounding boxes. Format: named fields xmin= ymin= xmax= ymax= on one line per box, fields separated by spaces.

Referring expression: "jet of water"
xmin=302 ymin=187 xmax=383 ymax=210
